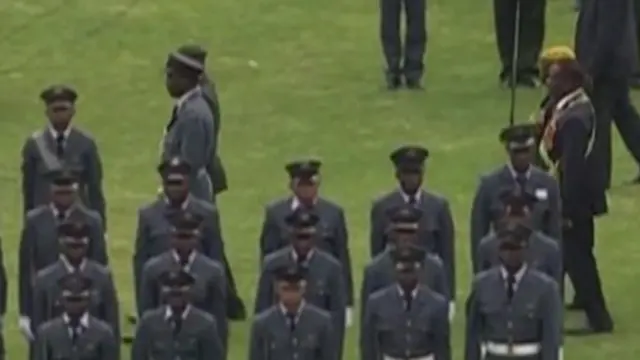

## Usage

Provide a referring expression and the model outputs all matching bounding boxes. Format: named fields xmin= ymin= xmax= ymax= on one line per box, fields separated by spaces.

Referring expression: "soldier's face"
xmin=291 ymin=180 xmax=318 ymax=201
xmin=46 ymin=101 xmax=75 ymax=126
xmin=393 ymin=232 xmax=417 ymax=249
xmin=64 ymin=298 xmax=89 ymax=317
xmin=164 ymin=178 xmax=189 ymax=199
xmin=397 ymin=268 xmax=419 ymax=289
xmin=171 ymin=235 xmax=197 ymax=253
xmin=508 ymin=149 xmax=534 ymax=170
xmin=51 ymin=187 xmax=76 ymax=207
xmin=499 ymin=247 xmax=525 ymax=269
xmin=62 ymin=242 xmax=88 ymax=260
xmin=292 ymin=235 xmax=314 ymax=255
xmin=396 ymin=171 xmax=423 ymax=193
xmin=277 ymin=281 xmax=305 ymax=305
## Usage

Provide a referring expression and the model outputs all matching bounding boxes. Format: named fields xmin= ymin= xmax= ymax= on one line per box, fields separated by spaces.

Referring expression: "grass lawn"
xmin=2 ymin=0 xmax=640 ymax=358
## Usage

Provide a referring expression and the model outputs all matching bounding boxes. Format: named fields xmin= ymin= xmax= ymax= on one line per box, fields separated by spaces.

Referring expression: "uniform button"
xmin=293 ymin=353 xmax=298 ymax=359
xmin=407 ymin=320 xmax=411 ymax=327
xmin=507 ymin=321 xmax=513 ymax=329
xmin=292 ymin=338 xmax=298 ymax=346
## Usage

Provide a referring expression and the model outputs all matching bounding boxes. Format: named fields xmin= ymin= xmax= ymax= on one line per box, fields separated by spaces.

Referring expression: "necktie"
xmin=515 ymin=173 xmax=527 ymax=191
xmin=407 ymin=195 xmax=417 ymax=205
xmin=166 ymin=106 xmax=178 ymax=131
xmin=55 ymin=133 xmax=65 ymax=157
xmin=286 ymin=313 xmax=297 ymax=332
xmin=172 ymin=315 xmax=182 ymax=335
xmin=70 ymin=326 xmax=82 ymax=343
xmin=404 ymin=292 xmax=413 ymax=311
xmin=506 ymin=274 xmax=516 ymax=301
xmin=56 ymin=210 xmax=66 ymax=222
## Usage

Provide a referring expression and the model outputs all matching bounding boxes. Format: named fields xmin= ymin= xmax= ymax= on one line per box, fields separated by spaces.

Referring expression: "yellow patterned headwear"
xmin=539 ymin=46 xmax=576 ymax=79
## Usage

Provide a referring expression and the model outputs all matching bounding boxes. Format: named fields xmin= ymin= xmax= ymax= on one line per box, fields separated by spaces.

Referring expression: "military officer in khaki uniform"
xmin=34 ymin=273 xmax=118 ymax=360
xmin=361 ymin=247 xmax=451 ymax=360
xmin=465 ymin=227 xmax=562 ymax=360
xmin=131 ymin=269 xmax=224 ymax=360
xmin=249 ymin=265 xmax=337 ymax=360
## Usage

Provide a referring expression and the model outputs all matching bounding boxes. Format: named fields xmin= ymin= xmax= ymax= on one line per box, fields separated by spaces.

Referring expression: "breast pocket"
xmin=177 ymin=338 xmax=199 ymax=359
xmin=376 ymin=315 xmax=399 ymax=336
xmin=308 ymin=280 xmax=328 ymax=307
xmin=148 ymin=230 xmax=170 ymax=255
xmin=300 ymin=333 xmax=319 ymax=349
xmin=78 ymin=343 xmax=99 ymax=360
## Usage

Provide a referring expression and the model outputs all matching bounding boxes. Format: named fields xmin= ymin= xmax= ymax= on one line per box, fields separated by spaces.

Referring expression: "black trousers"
xmin=635 ymin=0 xmax=640 ymax=74
xmin=379 ymin=0 xmax=427 ymax=80
xmin=222 ymin=253 xmax=246 ymax=320
xmin=590 ymin=76 xmax=640 ymax=188
xmin=493 ymin=0 xmax=546 ymax=77
xmin=563 ymin=217 xmax=611 ymax=327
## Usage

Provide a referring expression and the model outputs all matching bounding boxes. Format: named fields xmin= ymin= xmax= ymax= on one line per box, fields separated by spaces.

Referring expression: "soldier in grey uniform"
xmin=258 ymin=159 xmax=353 ymax=321
xmin=0 ymin=234 xmax=7 ymax=360
xmin=361 ymin=205 xmax=449 ymax=320
xmin=32 ymin=221 xmax=120 ymax=339
xmin=19 ymin=170 xmax=108 ymax=343
xmin=249 ymin=265 xmax=337 ymax=360
xmin=361 ymin=248 xmax=451 ymax=360
xmin=162 ymin=48 xmax=215 ymax=202
xmin=474 ymin=191 xmax=561 ymax=286
xmin=255 ymin=208 xmax=346 ymax=356
xmin=34 ymin=273 xmax=119 ymax=360
xmin=172 ymin=44 xmax=228 ymax=196
xmin=369 ymin=146 xmax=455 ymax=306
xmin=133 ymin=156 xmax=244 ymax=320
xmin=21 ymin=85 xmax=106 ymax=226
xmin=139 ymin=211 xmax=227 ymax=353
xmin=465 ymin=228 xmax=562 ymax=360
xmin=470 ymin=124 xmax=561 ymax=262
xmin=131 ymin=269 xmax=224 ymax=360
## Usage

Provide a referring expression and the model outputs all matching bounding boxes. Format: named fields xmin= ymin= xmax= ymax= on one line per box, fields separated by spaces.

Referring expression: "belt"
xmin=484 ymin=342 xmax=541 ymax=357
xmin=383 ymin=354 xmax=434 ymax=360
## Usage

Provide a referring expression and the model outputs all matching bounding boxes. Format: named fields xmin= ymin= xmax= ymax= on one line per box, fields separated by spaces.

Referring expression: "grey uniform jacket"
xmin=133 ymin=196 xmax=226 ymax=303
xmin=255 ymin=247 xmax=346 ymax=354
xmin=258 ymin=197 xmax=354 ymax=305
xmin=474 ymin=231 xmax=562 ymax=286
xmin=199 ymin=75 xmax=228 ymax=195
xmin=0 ymin=236 xmax=8 ymax=319
xmin=19 ymin=205 xmax=108 ymax=317
xmin=465 ymin=267 xmax=562 ymax=360
xmin=469 ymin=165 xmax=561 ymax=260
xmin=249 ymin=304 xmax=337 ymax=360
xmin=139 ymin=251 xmax=227 ymax=351
xmin=131 ymin=306 xmax=223 ymax=360
xmin=32 ymin=259 xmax=120 ymax=339
xmin=369 ymin=189 xmax=455 ymax=299
xmin=575 ymin=0 xmax=638 ymax=80
xmin=34 ymin=316 xmax=119 ymax=360
xmin=360 ymin=249 xmax=449 ymax=322
xmin=162 ymin=89 xmax=215 ymax=202
xmin=21 ymin=127 xmax=106 ymax=226
xmin=361 ymin=285 xmax=451 ymax=360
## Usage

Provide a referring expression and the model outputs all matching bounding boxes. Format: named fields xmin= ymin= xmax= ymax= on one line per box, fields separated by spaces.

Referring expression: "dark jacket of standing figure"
xmin=34 ymin=315 xmax=119 ymax=360
xmin=19 ymin=207 xmax=108 ymax=319
xmin=21 ymin=127 xmax=106 ymax=226
xmin=575 ymin=0 xmax=638 ymax=80
xmin=259 ymin=196 xmax=354 ymax=306
xmin=199 ymin=74 xmax=228 ymax=195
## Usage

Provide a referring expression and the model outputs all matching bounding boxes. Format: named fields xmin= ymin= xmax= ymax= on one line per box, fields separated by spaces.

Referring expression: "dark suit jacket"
xmin=199 ymin=74 xmax=228 ymax=195
xmin=34 ymin=316 xmax=119 ymax=360
xmin=575 ymin=0 xmax=638 ymax=79
xmin=21 ymin=127 xmax=106 ymax=226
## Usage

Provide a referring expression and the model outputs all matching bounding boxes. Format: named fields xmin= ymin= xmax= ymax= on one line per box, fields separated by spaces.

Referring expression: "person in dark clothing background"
xmin=540 ymin=58 xmax=613 ymax=334
xmin=379 ymin=0 xmax=428 ymax=90
xmin=575 ymin=0 xmax=640 ymax=187
xmin=493 ymin=0 xmax=546 ymax=87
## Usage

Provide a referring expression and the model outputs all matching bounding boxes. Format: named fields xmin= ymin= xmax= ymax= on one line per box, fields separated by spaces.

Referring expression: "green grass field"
xmin=2 ymin=0 xmax=640 ymax=358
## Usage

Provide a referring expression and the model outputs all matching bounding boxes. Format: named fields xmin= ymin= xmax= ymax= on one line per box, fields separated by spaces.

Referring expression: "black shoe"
xmin=227 ymin=295 xmax=247 ymax=321
xmin=630 ymin=76 xmax=640 ymax=89
xmin=386 ymin=76 xmax=402 ymax=90
xmin=565 ymin=302 xmax=585 ymax=311
xmin=406 ymin=78 xmax=423 ymax=90
xmin=565 ymin=326 xmax=613 ymax=336
xmin=626 ymin=172 xmax=640 ymax=184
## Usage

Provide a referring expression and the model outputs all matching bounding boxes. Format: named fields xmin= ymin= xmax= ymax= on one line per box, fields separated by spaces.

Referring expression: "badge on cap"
xmin=535 ymin=188 xmax=548 ymax=201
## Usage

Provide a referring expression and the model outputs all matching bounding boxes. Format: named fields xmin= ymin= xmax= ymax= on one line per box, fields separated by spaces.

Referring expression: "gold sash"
xmin=538 ymin=88 xmax=595 ymax=177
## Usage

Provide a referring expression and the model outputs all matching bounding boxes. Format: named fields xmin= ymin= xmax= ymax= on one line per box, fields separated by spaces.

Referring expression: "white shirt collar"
xmin=175 ymin=87 xmax=200 ymax=110
xmin=500 ymin=264 xmax=528 ymax=286
xmin=164 ymin=304 xmax=192 ymax=320
xmin=555 ymin=88 xmax=584 ymax=111
xmin=49 ymin=125 xmax=72 ymax=140
xmin=279 ymin=301 xmax=306 ymax=319
xmin=291 ymin=197 xmax=317 ymax=210
xmin=63 ymin=312 xmax=90 ymax=328
xmin=291 ymin=249 xmax=314 ymax=264
xmin=507 ymin=163 xmax=531 ymax=179
xmin=60 ymin=255 xmax=87 ymax=273
xmin=400 ymin=190 xmax=422 ymax=203
xmin=164 ymin=196 xmax=189 ymax=210
xmin=397 ymin=285 xmax=419 ymax=299
xmin=172 ymin=250 xmax=197 ymax=271
xmin=50 ymin=205 xmax=71 ymax=219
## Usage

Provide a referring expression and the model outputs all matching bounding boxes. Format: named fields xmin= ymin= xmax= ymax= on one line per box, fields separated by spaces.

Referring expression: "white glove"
xmin=345 ymin=307 xmax=353 ymax=328
xmin=448 ymin=302 xmax=455 ymax=321
xmin=104 ymin=233 xmax=109 ymax=241
xmin=559 ymin=348 xmax=563 ymax=360
xmin=19 ymin=316 xmax=34 ymax=341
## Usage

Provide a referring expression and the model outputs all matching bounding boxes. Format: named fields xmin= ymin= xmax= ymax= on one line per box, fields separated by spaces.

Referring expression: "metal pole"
xmin=508 ymin=0 xmax=522 ymax=126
